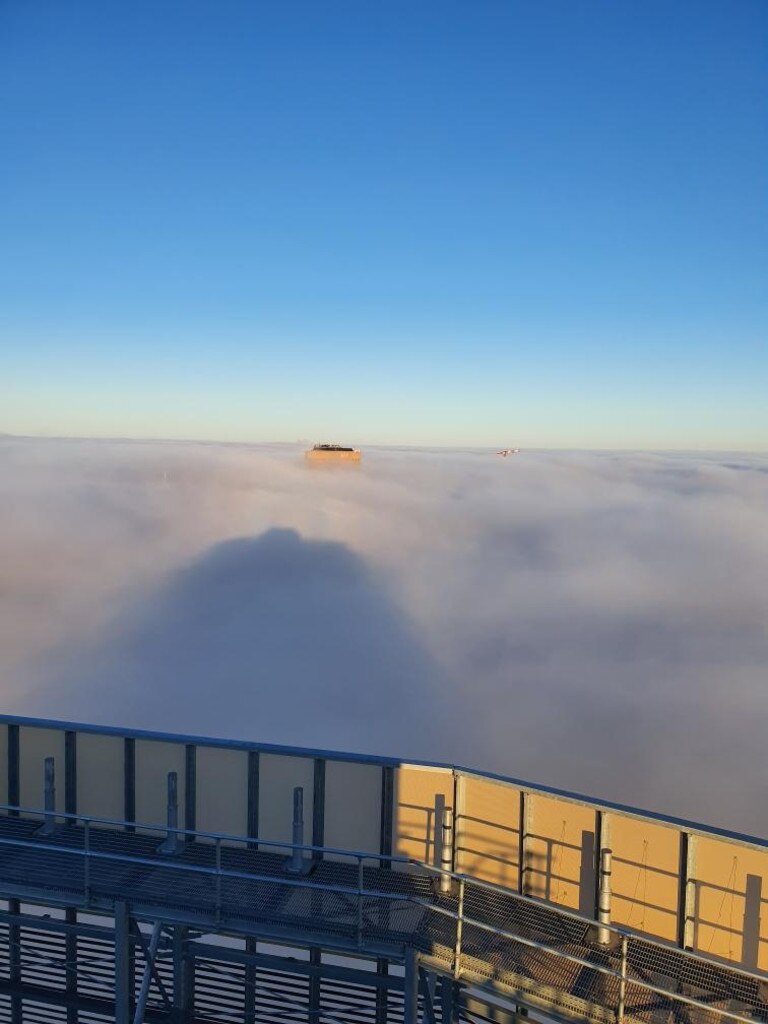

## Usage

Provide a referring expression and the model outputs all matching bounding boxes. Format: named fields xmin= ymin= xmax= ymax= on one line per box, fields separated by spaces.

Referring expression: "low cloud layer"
xmin=1 ymin=438 xmax=767 ymax=835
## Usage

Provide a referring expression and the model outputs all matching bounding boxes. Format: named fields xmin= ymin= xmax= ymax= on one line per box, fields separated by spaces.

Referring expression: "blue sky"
xmin=1 ymin=0 xmax=766 ymax=447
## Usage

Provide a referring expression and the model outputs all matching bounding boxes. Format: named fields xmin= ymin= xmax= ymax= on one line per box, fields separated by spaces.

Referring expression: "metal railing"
xmin=0 ymin=803 xmax=765 ymax=1024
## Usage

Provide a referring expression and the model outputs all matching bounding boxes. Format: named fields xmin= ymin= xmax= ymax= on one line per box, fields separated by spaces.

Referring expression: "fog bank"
xmin=1 ymin=437 xmax=767 ymax=835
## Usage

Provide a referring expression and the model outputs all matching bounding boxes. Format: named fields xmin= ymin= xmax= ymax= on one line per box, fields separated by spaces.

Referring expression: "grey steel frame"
xmin=3 ymin=712 xmax=766 ymax=854
xmin=0 ymin=802 xmax=765 ymax=1024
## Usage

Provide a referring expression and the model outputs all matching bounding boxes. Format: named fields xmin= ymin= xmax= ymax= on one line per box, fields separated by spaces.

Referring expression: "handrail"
xmin=3 ymin=802 xmax=767 ymax=987
xmin=0 ymin=809 xmax=765 ymax=1024
xmin=1 ymin=711 xmax=765 ymax=853
xmin=0 ymin=802 xmax=416 ymax=865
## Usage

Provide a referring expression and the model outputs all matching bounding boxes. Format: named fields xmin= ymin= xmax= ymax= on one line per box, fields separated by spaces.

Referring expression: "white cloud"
xmin=2 ymin=438 xmax=767 ymax=835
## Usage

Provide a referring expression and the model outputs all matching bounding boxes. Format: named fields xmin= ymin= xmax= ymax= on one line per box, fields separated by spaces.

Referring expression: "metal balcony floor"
xmin=0 ymin=814 xmax=763 ymax=1024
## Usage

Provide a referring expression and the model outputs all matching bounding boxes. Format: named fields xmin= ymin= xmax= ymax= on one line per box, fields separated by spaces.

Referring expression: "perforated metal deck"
xmin=0 ymin=814 xmax=764 ymax=1024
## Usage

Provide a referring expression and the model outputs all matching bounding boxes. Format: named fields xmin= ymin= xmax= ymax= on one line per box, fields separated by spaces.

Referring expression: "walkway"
xmin=0 ymin=814 xmax=763 ymax=1024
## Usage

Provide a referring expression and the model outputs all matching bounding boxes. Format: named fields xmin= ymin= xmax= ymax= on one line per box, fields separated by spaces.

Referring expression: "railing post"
xmin=9 ymin=898 xmax=20 ymax=1024
xmin=173 ymin=926 xmax=192 ymax=1022
xmin=518 ymin=791 xmax=531 ymax=895
xmin=440 ymin=807 xmax=454 ymax=894
xmin=598 ymin=847 xmax=613 ymax=945
xmin=287 ymin=786 xmax=307 ymax=874
xmin=454 ymin=876 xmax=465 ymax=980
xmin=158 ymin=772 xmax=180 ymax=855
xmin=678 ymin=832 xmax=697 ymax=950
xmin=215 ymin=837 xmax=222 ymax=926
xmin=404 ymin=948 xmax=419 ymax=1024
xmin=35 ymin=757 xmax=57 ymax=836
xmin=617 ymin=934 xmax=628 ymax=1023
xmin=83 ymin=818 xmax=91 ymax=906
xmin=441 ymin=976 xmax=460 ymax=1024
xmin=114 ymin=901 xmax=131 ymax=1024
xmin=357 ymin=856 xmax=364 ymax=946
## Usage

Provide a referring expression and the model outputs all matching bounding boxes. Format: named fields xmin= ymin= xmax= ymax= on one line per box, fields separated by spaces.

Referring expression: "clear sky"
xmin=1 ymin=0 xmax=766 ymax=448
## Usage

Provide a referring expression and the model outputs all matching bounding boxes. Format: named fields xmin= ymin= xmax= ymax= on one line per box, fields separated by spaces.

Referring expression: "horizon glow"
xmin=1 ymin=0 xmax=766 ymax=447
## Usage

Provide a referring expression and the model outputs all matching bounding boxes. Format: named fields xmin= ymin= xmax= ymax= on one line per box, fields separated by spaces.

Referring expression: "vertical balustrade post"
xmin=36 ymin=757 xmax=57 ymax=836
xmin=65 ymin=906 xmax=77 ymax=1024
xmin=9 ymin=898 xmax=21 ymax=1024
xmin=83 ymin=818 xmax=91 ymax=905
xmin=309 ymin=948 xmax=321 ymax=1023
xmin=678 ymin=832 xmax=697 ymax=950
xmin=215 ymin=837 xmax=222 ymax=926
xmin=244 ymin=937 xmax=257 ymax=1024
xmin=287 ymin=786 xmax=307 ymax=874
xmin=454 ymin=877 xmax=465 ymax=980
xmin=173 ymin=926 xmax=193 ymax=1023
xmin=357 ymin=856 xmax=364 ymax=946
xmin=158 ymin=772 xmax=180 ymax=855
xmin=440 ymin=977 xmax=460 ymax=1024
xmin=598 ymin=848 xmax=613 ymax=945
xmin=618 ymin=935 xmax=628 ymax=1023
xmin=403 ymin=948 xmax=419 ymax=1024
xmin=440 ymin=808 xmax=454 ymax=894
xmin=114 ymin=901 xmax=131 ymax=1024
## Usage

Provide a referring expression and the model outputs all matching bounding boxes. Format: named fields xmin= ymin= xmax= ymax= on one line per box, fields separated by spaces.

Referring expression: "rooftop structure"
xmin=0 ymin=713 xmax=765 ymax=1023
xmin=305 ymin=443 xmax=362 ymax=463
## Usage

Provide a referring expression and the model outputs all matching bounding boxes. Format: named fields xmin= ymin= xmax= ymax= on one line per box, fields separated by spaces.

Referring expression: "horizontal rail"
xmin=2 ymin=710 xmax=766 ymax=855
xmin=0 ymin=813 xmax=763 ymax=1024
xmin=6 ymin=800 xmax=767 ymax=990
xmin=0 ymin=833 xmax=365 ymax=892
xmin=0 ymin=802 xmax=418 ymax=865
xmin=3 ymin=805 xmax=767 ymax=986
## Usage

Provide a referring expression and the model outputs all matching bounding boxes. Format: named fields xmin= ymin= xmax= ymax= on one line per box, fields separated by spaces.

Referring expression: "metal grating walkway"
xmin=0 ymin=814 xmax=764 ymax=1024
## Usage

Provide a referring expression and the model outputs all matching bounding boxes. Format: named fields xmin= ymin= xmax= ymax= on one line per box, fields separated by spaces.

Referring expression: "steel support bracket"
xmin=132 ymin=920 xmax=171 ymax=1024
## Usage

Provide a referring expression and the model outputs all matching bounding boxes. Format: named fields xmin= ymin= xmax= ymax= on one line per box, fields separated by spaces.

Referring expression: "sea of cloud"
xmin=1 ymin=437 xmax=766 ymax=834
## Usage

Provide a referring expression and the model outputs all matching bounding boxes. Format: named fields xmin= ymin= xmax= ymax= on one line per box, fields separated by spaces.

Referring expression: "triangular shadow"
xmin=38 ymin=528 xmax=458 ymax=757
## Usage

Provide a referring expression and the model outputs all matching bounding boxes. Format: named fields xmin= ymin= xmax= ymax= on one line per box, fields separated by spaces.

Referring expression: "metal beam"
xmin=132 ymin=921 xmax=172 ymax=1011
xmin=313 ymin=758 xmax=326 ymax=861
xmin=187 ymin=939 xmax=405 ymax=990
xmin=158 ymin=772 xmax=181 ymax=855
xmin=375 ymin=959 xmax=389 ymax=1024
xmin=184 ymin=745 xmax=196 ymax=835
xmin=0 ymin=906 xmax=117 ymax=940
xmin=244 ymin=936 xmax=257 ymax=1024
xmin=35 ymin=756 xmax=56 ymax=836
xmin=593 ymin=809 xmax=604 ymax=918
xmin=247 ymin=751 xmax=259 ymax=848
xmin=440 ymin=805 xmax=454 ymax=893
xmin=678 ymin=831 xmax=697 ymax=950
xmin=403 ymin=948 xmax=419 ymax=1024
xmin=380 ymin=765 xmax=394 ymax=865
xmin=287 ymin=786 xmax=307 ymax=874
xmin=9 ymin=896 xmax=21 ymax=1024
xmin=114 ymin=901 xmax=132 ymax=1024
xmin=133 ymin=921 xmax=164 ymax=1024
xmin=65 ymin=907 xmax=78 ymax=1024
xmin=0 ymin=979 xmax=170 ymax=1023
xmin=4 ymin=710 xmax=768 ymax=861
xmin=173 ymin=925 xmax=193 ymax=1023
xmin=460 ymin=993 xmax=519 ymax=1024
xmin=65 ymin=730 xmax=77 ymax=817
xmin=419 ymin=967 xmax=437 ymax=1024
xmin=124 ymin=738 xmax=136 ymax=830
xmin=0 ymin=804 xmax=762 ymax=1024
xmin=440 ymin=976 xmax=460 ymax=1024
xmin=309 ymin=947 xmax=321 ymax=1022
xmin=518 ymin=790 xmax=530 ymax=895
xmin=597 ymin=847 xmax=613 ymax=945
xmin=7 ymin=724 xmax=19 ymax=812
xmin=453 ymin=771 xmax=465 ymax=876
